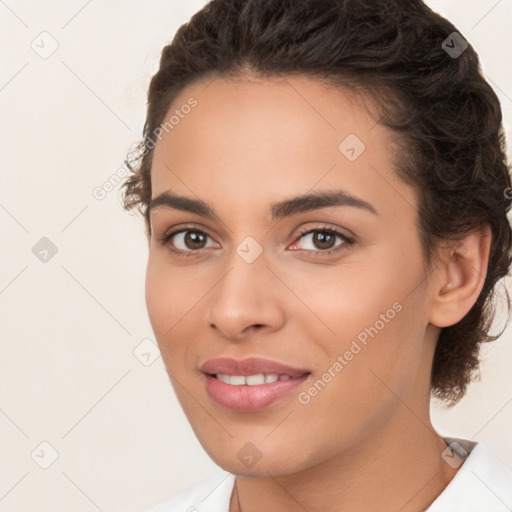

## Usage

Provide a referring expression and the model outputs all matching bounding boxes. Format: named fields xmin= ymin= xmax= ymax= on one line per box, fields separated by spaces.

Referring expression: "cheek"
xmin=144 ymin=254 xmax=209 ymax=375
xmin=287 ymin=255 xmax=406 ymax=341
xmin=144 ymin=255 xmax=191 ymax=347
xmin=145 ymin=257 xmax=170 ymax=337
xmin=292 ymin=243 xmax=427 ymax=373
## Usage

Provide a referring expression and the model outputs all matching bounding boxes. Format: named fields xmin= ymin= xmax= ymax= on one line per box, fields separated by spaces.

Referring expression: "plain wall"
xmin=1 ymin=1 xmax=511 ymax=510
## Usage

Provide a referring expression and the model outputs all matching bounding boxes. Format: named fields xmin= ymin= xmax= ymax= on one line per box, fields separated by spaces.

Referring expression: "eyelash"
xmin=159 ymin=224 xmax=355 ymax=258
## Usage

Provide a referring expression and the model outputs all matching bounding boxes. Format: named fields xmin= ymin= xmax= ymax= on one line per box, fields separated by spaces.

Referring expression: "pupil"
xmin=314 ymin=231 xmax=335 ymax=250
xmin=185 ymin=231 xmax=206 ymax=249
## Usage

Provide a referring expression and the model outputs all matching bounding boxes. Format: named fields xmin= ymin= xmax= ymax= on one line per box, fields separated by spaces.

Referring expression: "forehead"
xmin=150 ymin=75 xmax=417 ymax=220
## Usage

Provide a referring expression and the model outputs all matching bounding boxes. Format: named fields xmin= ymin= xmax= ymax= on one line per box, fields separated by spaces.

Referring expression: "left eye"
xmin=291 ymin=228 xmax=352 ymax=253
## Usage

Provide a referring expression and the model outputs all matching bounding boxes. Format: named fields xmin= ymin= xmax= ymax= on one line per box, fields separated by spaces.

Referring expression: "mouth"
xmin=214 ymin=373 xmax=298 ymax=385
xmin=200 ymin=357 xmax=311 ymax=412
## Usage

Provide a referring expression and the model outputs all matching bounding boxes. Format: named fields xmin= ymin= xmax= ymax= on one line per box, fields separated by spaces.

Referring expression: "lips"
xmin=200 ymin=357 xmax=311 ymax=412
xmin=200 ymin=357 xmax=310 ymax=378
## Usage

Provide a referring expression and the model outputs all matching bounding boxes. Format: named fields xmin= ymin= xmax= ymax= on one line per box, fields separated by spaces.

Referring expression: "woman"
xmin=121 ymin=0 xmax=512 ymax=510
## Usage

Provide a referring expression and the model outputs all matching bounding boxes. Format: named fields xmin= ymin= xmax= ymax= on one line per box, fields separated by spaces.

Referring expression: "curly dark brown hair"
xmin=120 ymin=0 xmax=512 ymax=404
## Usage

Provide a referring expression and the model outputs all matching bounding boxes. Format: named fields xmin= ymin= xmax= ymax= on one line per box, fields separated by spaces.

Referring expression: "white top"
xmin=143 ymin=438 xmax=512 ymax=512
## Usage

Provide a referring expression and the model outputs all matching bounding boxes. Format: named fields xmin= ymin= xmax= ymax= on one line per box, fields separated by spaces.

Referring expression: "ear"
xmin=428 ymin=225 xmax=492 ymax=328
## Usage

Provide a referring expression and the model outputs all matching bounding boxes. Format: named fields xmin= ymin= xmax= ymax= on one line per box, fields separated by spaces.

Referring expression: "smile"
xmin=215 ymin=373 xmax=293 ymax=385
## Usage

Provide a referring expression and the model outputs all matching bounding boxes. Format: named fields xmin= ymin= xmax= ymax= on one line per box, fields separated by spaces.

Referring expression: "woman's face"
xmin=146 ymin=75 xmax=441 ymax=476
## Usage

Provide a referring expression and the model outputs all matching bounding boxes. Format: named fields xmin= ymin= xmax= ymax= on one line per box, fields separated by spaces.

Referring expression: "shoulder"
xmin=428 ymin=438 xmax=512 ymax=511
xmin=141 ymin=471 xmax=235 ymax=512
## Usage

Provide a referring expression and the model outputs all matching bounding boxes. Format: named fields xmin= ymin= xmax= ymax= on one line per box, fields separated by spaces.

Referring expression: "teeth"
xmin=216 ymin=374 xmax=232 ymax=384
xmin=216 ymin=373 xmax=294 ymax=385
xmin=246 ymin=374 xmax=266 ymax=385
xmin=229 ymin=375 xmax=247 ymax=385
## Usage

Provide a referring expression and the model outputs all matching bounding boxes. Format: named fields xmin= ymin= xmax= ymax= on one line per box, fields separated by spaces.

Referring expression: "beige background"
xmin=1 ymin=1 xmax=511 ymax=510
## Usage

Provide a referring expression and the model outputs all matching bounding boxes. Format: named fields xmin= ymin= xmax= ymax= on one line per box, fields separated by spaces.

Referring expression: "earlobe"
xmin=428 ymin=225 xmax=492 ymax=328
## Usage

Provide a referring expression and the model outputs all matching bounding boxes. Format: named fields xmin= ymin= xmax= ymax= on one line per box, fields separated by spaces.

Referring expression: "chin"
xmin=195 ymin=434 xmax=312 ymax=477
xmin=211 ymin=454 xmax=302 ymax=478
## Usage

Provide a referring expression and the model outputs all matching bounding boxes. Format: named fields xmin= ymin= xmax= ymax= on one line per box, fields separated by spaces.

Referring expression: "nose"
xmin=207 ymin=259 xmax=286 ymax=341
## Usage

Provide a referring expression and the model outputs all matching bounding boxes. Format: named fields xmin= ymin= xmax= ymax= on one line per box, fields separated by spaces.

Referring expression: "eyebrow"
xmin=149 ymin=189 xmax=378 ymax=220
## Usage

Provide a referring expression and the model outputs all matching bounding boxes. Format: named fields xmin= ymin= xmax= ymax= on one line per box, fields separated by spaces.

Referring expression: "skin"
xmin=145 ymin=74 xmax=491 ymax=512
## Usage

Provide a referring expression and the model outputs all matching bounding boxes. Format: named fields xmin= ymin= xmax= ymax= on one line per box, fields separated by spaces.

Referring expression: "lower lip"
xmin=203 ymin=374 xmax=310 ymax=412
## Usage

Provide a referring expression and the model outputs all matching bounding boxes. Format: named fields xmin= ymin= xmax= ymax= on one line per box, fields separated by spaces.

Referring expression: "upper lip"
xmin=200 ymin=357 xmax=310 ymax=377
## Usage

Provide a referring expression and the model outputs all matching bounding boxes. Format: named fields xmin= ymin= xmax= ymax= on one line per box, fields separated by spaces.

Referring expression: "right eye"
xmin=160 ymin=227 xmax=219 ymax=256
